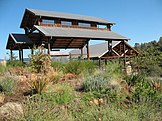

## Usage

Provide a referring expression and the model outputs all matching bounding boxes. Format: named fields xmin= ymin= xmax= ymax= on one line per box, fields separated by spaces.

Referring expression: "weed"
xmin=0 ymin=76 xmax=17 ymax=94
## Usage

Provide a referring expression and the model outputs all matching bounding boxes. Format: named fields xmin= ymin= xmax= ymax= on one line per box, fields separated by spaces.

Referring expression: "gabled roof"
xmin=20 ymin=8 xmax=114 ymax=28
xmin=70 ymin=41 xmax=120 ymax=58
xmin=34 ymin=25 xmax=129 ymax=40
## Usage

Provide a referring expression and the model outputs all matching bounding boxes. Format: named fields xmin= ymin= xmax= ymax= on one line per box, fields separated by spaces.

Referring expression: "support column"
xmin=108 ymin=40 xmax=112 ymax=56
xmin=48 ymin=39 xmax=51 ymax=55
xmin=31 ymin=48 xmax=34 ymax=55
xmin=10 ymin=49 xmax=13 ymax=61
xmin=99 ymin=59 xmax=101 ymax=69
xmin=19 ymin=49 xmax=22 ymax=61
xmin=86 ymin=40 xmax=90 ymax=61
xmin=123 ymin=40 xmax=126 ymax=68
xmin=21 ymin=49 xmax=24 ymax=62
xmin=80 ymin=48 xmax=83 ymax=59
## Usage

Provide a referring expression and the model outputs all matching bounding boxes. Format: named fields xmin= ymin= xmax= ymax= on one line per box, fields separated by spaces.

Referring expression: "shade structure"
xmin=34 ymin=25 xmax=129 ymax=40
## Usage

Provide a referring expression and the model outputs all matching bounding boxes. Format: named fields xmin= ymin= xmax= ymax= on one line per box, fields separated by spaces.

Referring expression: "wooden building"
xmin=6 ymin=8 xmax=137 ymax=62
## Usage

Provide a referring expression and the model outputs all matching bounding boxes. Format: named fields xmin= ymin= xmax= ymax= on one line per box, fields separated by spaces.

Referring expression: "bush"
xmin=50 ymin=84 xmax=75 ymax=104
xmin=51 ymin=61 xmax=65 ymax=71
xmin=0 ymin=63 xmax=7 ymax=74
xmin=0 ymin=76 xmax=17 ymax=94
xmin=64 ymin=60 xmax=84 ymax=75
xmin=104 ymin=61 xmax=122 ymax=79
xmin=29 ymin=75 xmax=49 ymax=95
xmin=7 ymin=60 xmax=23 ymax=67
xmin=82 ymin=61 xmax=97 ymax=74
xmin=29 ymin=47 xmax=51 ymax=73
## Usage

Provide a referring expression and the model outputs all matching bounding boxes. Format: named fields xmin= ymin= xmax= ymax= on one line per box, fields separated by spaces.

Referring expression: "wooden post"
xmin=99 ymin=59 xmax=101 ymax=69
xmin=80 ymin=48 xmax=83 ymax=59
xmin=86 ymin=40 xmax=90 ymax=61
xmin=21 ymin=49 xmax=24 ymax=62
xmin=108 ymin=40 xmax=112 ymax=56
xmin=19 ymin=49 xmax=22 ymax=61
xmin=10 ymin=49 xmax=13 ymax=61
xmin=31 ymin=48 xmax=34 ymax=55
xmin=48 ymin=39 xmax=51 ymax=55
xmin=123 ymin=40 xmax=126 ymax=69
xmin=105 ymin=59 xmax=107 ymax=65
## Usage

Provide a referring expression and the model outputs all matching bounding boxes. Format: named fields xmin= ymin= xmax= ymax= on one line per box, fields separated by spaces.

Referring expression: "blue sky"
xmin=0 ymin=0 xmax=162 ymax=59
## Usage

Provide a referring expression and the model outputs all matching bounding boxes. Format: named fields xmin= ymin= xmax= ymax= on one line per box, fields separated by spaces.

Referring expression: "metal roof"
xmin=70 ymin=41 xmax=120 ymax=58
xmin=6 ymin=34 xmax=33 ymax=49
xmin=10 ymin=34 xmax=33 ymax=44
xmin=27 ymin=8 xmax=114 ymax=24
xmin=34 ymin=25 xmax=129 ymax=40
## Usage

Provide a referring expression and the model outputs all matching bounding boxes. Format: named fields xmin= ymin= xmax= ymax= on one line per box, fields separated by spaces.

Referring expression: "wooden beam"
xmin=86 ymin=40 xmax=90 ymax=61
xmin=10 ymin=49 xmax=13 ymax=61
xmin=66 ymin=38 xmax=73 ymax=49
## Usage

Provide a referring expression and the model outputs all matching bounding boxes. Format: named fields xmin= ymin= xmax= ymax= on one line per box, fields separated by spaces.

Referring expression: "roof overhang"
xmin=34 ymin=25 xmax=130 ymax=40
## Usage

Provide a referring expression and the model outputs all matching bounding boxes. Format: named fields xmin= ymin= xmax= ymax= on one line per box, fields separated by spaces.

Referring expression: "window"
xmin=97 ymin=24 xmax=107 ymax=29
xmin=42 ymin=19 xmax=54 ymax=24
xmin=61 ymin=21 xmax=72 ymax=26
xmin=78 ymin=22 xmax=91 ymax=27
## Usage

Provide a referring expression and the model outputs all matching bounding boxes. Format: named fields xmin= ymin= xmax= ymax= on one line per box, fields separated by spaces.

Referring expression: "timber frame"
xmin=6 ymin=8 xmax=137 ymax=66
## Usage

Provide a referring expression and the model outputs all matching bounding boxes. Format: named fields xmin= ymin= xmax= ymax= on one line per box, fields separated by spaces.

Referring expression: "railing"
xmin=39 ymin=22 xmax=110 ymax=31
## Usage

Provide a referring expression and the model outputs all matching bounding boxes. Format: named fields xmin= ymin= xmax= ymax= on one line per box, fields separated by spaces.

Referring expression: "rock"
xmin=98 ymin=98 xmax=104 ymax=105
xmin=0 ymin=93 xmax=5 ymax=104
xmin=93 ymin=99 xmax=99 ymax=105
xmin=0 ymin=102 xmax=23 ymax=120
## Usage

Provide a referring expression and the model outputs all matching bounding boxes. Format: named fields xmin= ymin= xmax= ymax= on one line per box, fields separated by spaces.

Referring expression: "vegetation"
xmin=0 ymin=43 xmax=162 ymax=120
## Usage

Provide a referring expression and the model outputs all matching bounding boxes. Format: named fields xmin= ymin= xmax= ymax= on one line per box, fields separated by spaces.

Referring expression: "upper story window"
xmin=78 ymin=22 xmax=91 ymax=27
xmin=97 ymin=24 xmax=107 ymax=29
xmin=42 ymin=19 xmax=55 ymax=24
xmin=61 ymin=21 xmax=72 ymax=26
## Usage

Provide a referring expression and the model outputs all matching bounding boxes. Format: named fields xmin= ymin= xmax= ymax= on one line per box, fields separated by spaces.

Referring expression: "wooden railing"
xmin=39 ymin=22 xmax=110 ymax=31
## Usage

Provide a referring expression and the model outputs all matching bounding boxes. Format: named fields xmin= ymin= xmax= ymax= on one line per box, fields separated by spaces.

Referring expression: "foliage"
xmin=51 ymin=61 xmax=65 ymax=71
xmin=0 ymin=76 xmax=17 ymax=94
xmin=7 ymin=60 xmax=24 ymax=67
xmin=29 ymin=47 xmax=51 ymax=73
xmin=47 ymin=84 xmax=75 ymax=104
xmin=29 ymin=75 xmax=49 ymax=94
xmin=82 ymin=61 xmax=97 ymax=74
xmin=0 ymin=63 xmax=7 ymax=74
xmin=64 ymin=60 xmax=84 ymax=75
xmin=46 ymin=70 xmax=63 ymax=84
xmin=104 ymin=61 xmax=122 ymax=79
xmin=124 ymin=74 xmax=161 ymax=103
xmin=134 ymin=40 xmax=162 ymax=77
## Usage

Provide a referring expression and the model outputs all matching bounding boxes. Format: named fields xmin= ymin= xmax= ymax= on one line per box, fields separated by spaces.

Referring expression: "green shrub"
xmin=44 ymin=84 xmax=75 ymax=105
xmin=0 ymin=63 xmax=7 ymax=74
xmin=104 ymin=61 xmax=122 ymax=79
xmin=125 ymin=74 xmax=159 ymax=103
xmin=83 ymin=74 xmax=109 ymax=92
xmin=82 ymin=61 xmax=97 ymax=74
xmin=21 ymin=94 xmax=71 ymax=121
xmin=7 ymin=60 xmax=23 ymax=67
xmin=0 ymin=76 xmax=17 ymax=94
xmin=51 ymin=61 xmax=65 ymax=71
xmin=64 ymin=60 xmax=84 ymax=75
